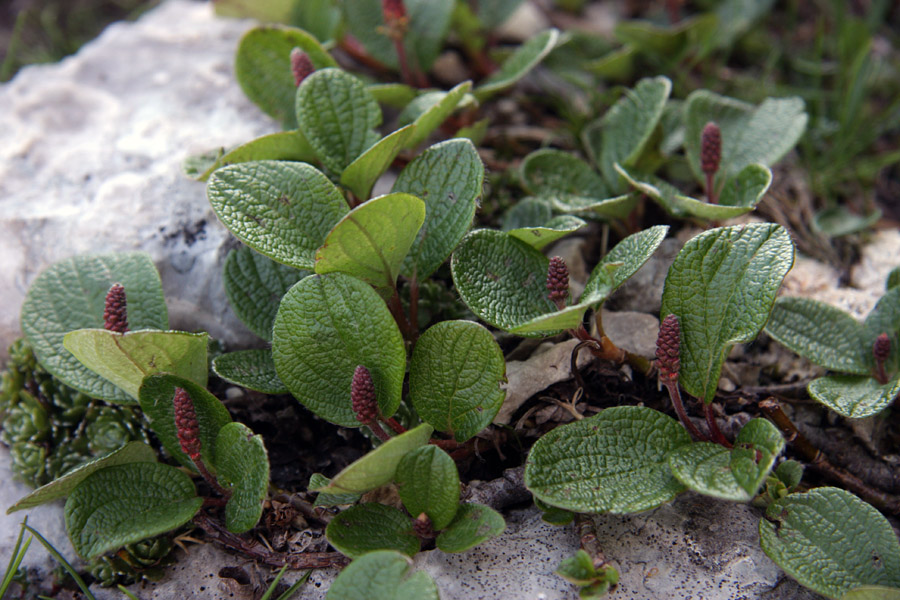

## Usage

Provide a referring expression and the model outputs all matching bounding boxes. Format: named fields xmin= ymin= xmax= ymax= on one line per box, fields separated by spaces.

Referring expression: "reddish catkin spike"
xmin=655 ymin=314 xmax=681 ymax=384
xmin=174 ymin=387 xmax=202 ymax=461
xmin=103 ymin=283 xmax=129 ymax=333
xmin=351 ymin=366 xmax=378 ymax=424
xmin=701 ymin=122 xmax=721 ymax=176
xmin=381 ymin=0 xmax=408 ymax=25
xmin=290 ymin=48 xmax=314 ymax=87
xmin=413 ymin=513 xmax=435 ymax=539
xmin=546 ymin=256 xmax=570 ymax=309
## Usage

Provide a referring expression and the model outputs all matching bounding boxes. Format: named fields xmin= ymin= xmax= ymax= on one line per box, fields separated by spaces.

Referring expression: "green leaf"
xmin=886 ymin=268 xmax=900 ymax=291
xmin=508 ymin=215 xmax=587 ymax=250
xmin=813 ymin=206 xmax=882 ymax=238
xmin=476 ymin=0 xmax=524 ymax=28
xmin=212 ymin=350 xmax=287 ymax=395
xmin=20 ymin=252 xmax=167 ymax=403
xmin=435 ymin=503 xmax=505 ymax=553
xmin=316 ymin=424 xmax=434 ymax=495
xmin=684 ymin=91 xmax=807 ymax=188
xmin=368 ymin=83 xmax=418 ymax=108
xmin=8 ymin=442 xmax=156 ymax=513
xmin=326 ymin=503 xmax=420 ymax=559
xmin=556 ymin=549 xmax=598 ymax=585
xmin=661 ymin=223 xmax=794 ymax=402
xmin=502 ymin=196 xmax=552 ymax=230
xmin=222 ymin=247 xmax=308 ymax=342
xmin=272 ymin=274 xmax=406 ymax=427
xmin=191 ymin=130 xmax=318 ymax=182
xmin=396 ymin=445 xmax=460 ymax=529
xmin=341 ymin=0 xmax=453 ymax=72
xmin=309 ymin=473 xmax=362 ymax=507
xmin=451 ymin=229 xmax=567 ymax=337
xmin=759 ymin=487 xmax=900 ymax=599
xmin=550 ymin=192 xmax=637 ymax=220
xmin=394 ymin=139 xmax=484 ymax=280
xmin=582 ymin=225 xmax=669 ymax=303
xmin=63 ymin=330 xmax=208 ymax=402
xmin=64 ymin=462 xmax=202 ymax=559
xmin=615 ymin=163 xmax=772 ymax=220
xmin=525 ymin=406 xmax=691 ymax=513
xmin=764 ymin=297 xmax=870 ymax=374
xmin=475 ymin=29 xmax=560 ymax=100
xmin=341 ymin=125 xmax=417 ymax=200
xmin=842 ymin=587 xmax=900 ymax=600
xmin=667 ymin=418 xmax=784 ymax=501
xmin=325 ymin=550 xmax=439 ymax=600
xmin=535 ymin=497 xmax=575 ymax=526
xmin=215 ymin=422 xmax=270 ymax=534
xmin=295 ymin=68 xmax=381 ymax=175
xmin=138 ymin=373 xmax=232 ymax=470
xmin=315 ymin=193 xmax=425 ymax=294
xmin=398 ymin=82 xmax=473 ymax=149
xmin=409 ymin=320 xmax=505 ymax=442
xmin=808 ymin=375 xmax=900 ymax=419
xmin=208 ymin=160 xmax=350 ymax=270
xmin=234 ymin=25 xmax=338 ymax=128
xmin=520 ymin=149 xmax=611 ymax=204
xmin=589 ymin=76 xmax=671 ymax=189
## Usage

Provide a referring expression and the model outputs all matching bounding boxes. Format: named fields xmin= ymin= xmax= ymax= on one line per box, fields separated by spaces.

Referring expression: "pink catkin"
xmin=103 ymin=284 xmax=129 ymax=333
xmin=290 ymin=48 xmax=315 ymax=86
xmin=546 ymin=256 xmax=569 ymax=307
xmin=381 ymin=0 xmax=407 ymax=23
xmin=351 ymin=366 xmax=378 ymax=424
xmin=700 ymin=122 xmax=721 ymax=176
xmin=874 ymin=333 xmax=891 ymax=363
xmin=174 ymin=387 xmax=202 ymax=460
xmin=656 ymin=314 xmax=681 ymax=384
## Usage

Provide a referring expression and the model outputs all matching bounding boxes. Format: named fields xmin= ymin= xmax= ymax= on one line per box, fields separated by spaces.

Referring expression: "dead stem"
xmin=759 ymin=398 xmax=900 ymax=515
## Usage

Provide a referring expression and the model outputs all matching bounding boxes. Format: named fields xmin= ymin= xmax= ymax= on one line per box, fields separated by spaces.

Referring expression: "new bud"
xmin=382 ymin=0 xmax=408 ymax=24
xmin=701 ymin=122 xmax=721 ymax=177
xmin=546 ymin=256 xmax=570 ymax=309
xmin=103 ymin=283 xmax=129 ymax=334
xmin=290 ymin=48 xmax=314 ymax=86
xmin=873 ymin=333 xmax=891 ymax=363
xmin=351 ymin=365 xmax=378 ymax=424
xmin=655 ymin=314 xmax=681 ymax=384
xmin=173 ymin=388 xmax=201 ymax=461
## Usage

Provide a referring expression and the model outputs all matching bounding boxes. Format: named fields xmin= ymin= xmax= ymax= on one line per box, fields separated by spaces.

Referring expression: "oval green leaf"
xmin=435 ymin=503 xmax=506 ymax=553
xmin=315 ymin=193 xmax=426 ymax=293
xmin=138 ymin=373 xmax=232 ymax=471
xmin=212 ymin=349 xmax=287 ymax=395
xmin=193 ymin=130 xmax=318 ymax=182
xmin=20 ymin=252 xmax=168 ymax=403
xmin=684 ymin=91 xmax=807 ymax=188
xmin=660 ymin=223 xmax=794 ymax=403
xmin=400 ymin=81 xmax=473 ymax=149
xmin=508 ymin=215 xmax=587 ymax=250
xmin=64 ymin=462 xmax=202 ymax=559
xmin=222 ymin=247 xmax=308 ymax=342
xmin=235 ymin=25 xmax=337 ymax=128
xmin=520 ymin=149 xmax=610 ymax=205
xmin=326 ymin=503 xmax=419 ymax=559
xmin=759 ymin=487 xmax=900 ymax=599
xmin=208 ymin=160 xmax=350 ymax=270
xmin=409 ymin=320 xmax=506 ymax=442
xmin=582 ymin=224 xmax=669 ymax=303
xmin=475 ymin=29 xmax=560 ymax=100
xmin=525 ymin=405 xmax=691 ymax=513
xmin=8 ymin=442 xmax=156 ymax=513
xmin=396 ymin=445 xmax=460 ymax=530
xmin=808 ymin=375 xmax=900 ymax=419
xmin=325 ymin=550 xmax=439 ymax=600
xmin=340 ymin=125 xmax=417 ymax=201
xmin=295 ymin=68 xmax=382 ymax=175
xmin=394 ymin=138 xmax=485 ymax=280
xmin=272 ymin=274 xmax=407 ymax=427
xmin=842 ymin=587 xmax=900 ymax=600
xmin=316 ymin=424 xmax=434 ymax=495
xmin=765 ymin=297 xmax=870 ymax=374
xmin=63 ymin=329 xmax=208 ymax=402
xmin=215 ymin=422 xmax=270 ymax=534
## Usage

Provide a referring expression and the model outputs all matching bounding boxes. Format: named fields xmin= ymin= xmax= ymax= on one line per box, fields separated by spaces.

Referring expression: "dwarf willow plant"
xmin=9 ymin=252 xmax=270 ymax=563
xmin=512 ymin=75 xmax=808 ymax=224
xmin=765 ymin=276 xmax=900 ymax=418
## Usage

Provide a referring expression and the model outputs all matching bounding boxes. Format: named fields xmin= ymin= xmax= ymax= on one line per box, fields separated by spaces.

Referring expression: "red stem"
xmin=664 ymin=381 xmax=708 ymax=442
xmin=705 ymin=172 xmax=718 ymax=204
xmin=704 ymin=403 xmax=732 ymax=448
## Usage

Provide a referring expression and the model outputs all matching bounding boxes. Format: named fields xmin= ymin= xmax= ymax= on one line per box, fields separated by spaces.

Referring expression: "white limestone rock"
xmin=0 ymin=0 xmax=277 ymax=359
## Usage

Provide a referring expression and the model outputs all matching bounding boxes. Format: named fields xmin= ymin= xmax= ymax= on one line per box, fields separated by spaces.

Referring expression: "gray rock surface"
xmin=0 ymin=0 xmax=274 ymax=359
